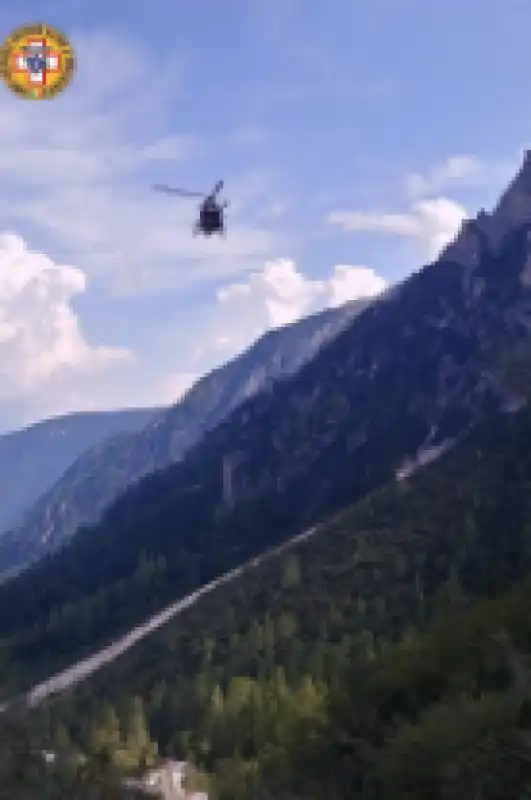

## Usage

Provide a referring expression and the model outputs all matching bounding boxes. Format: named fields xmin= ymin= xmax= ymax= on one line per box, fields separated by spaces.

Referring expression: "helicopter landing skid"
xmin=193 ymin=225 xmax=225 ymax=237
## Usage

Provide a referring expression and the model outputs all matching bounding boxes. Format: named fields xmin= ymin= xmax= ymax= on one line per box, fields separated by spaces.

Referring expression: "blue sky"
xmin=0 ymin=0 xmax=529 ymax=431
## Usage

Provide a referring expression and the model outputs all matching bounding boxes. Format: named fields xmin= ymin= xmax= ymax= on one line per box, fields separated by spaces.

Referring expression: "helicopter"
xmin=152 ymin=180 xmax=228 ymax=236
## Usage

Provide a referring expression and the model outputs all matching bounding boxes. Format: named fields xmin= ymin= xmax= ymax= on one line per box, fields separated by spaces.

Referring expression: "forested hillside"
xmin=2 ymin=167 xmax=531 ymax=689
xmin=34 ymin=583 xmax=531 ymax=799
xmin=28 ymin=404 xmax=531 ymax=799
xmin=0 ymin=714 xmax=146 ymax=798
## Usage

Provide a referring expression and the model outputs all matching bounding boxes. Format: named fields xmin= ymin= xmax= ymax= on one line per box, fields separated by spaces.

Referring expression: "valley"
xmin=2 ymin=175 xmax=531 ymax=688
xmin=3 ymin=151 xmax=531 ymax=799
xmin=0 ymin=301 xmax=365 ymax=580
xmin=0 ymin=407 xmax=157 ymax=537
xmin=2 ymin=2 xmax=531 ymax=797
xmin=6 ymin=401 xmax=531 ymax=799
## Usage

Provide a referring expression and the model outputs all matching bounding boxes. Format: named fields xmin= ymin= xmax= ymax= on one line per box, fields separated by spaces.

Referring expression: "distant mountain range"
xmin=0 ymin=299 xmax=369 ymax=578
xmin=0 ymin=408 xmax=157 ymax=536
xmin=2 ymin=151 xmax=531 ymax=688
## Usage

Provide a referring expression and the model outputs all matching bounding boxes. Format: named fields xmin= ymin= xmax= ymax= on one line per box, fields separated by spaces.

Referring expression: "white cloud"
xmin=6 ymin=256 xmax=384 ymax=425
xmin=0 ymin=232 xmax=130 ymax=401
xmin=0 ymin=235 xmax=388 ymax=427
xmin=152 ymin=372 xmax=199 ymax=405
xmin=411 ymin=198 xmax=468 ymax=259
xmin=327 ymin=154 xmax=482 ymax=266
xmin=328 ymin=197 xmax=467 ymax=260
xmin=208 ymin=258 xmax=386 ymax=356
xmin=326 ymin=264 xmax=386 ymax=307
xmin=218 ymin=258 xmax=321 ymax=328
xmin=405 ymin=155 xmax=482 ymax=197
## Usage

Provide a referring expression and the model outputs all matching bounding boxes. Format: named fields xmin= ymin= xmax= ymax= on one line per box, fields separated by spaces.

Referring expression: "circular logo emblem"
xmin=0 ymin=23 xmax=74 ymax=100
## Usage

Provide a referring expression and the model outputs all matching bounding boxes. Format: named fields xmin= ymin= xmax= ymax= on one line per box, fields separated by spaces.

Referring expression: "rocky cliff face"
xmin=0 ymin=300 xmax=369 ymax=577
xmin=111 ymin=149 xmax=531 ymax=525
xmin=443 ymin=150 xmax=531 ymax=268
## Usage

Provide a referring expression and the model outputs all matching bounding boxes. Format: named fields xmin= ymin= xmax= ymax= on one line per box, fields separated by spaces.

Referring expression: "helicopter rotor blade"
xmin=152 ymin=184 xmax=204 ymax=198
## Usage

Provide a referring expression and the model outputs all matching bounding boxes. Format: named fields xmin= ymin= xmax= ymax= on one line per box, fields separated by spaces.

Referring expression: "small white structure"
xmin=40 ymin=750 xmax=57 ymax=764
xmin=124 ymin=760 xmax=208 ymax=799
xmin=144 ymin=760 xmax=187 ymax=794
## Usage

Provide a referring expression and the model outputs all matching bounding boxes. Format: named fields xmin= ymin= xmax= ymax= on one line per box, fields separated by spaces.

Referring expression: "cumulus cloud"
xmin=405 ymin=155 xmax=482 ymax=197
xmin=327 ymin=154 xmax=481 ymax=263
xmin=326 ymin=264 xmax=387 ymax=306
xmin=328 ymin=197 xmax=467 ymax=260
xmin=0 ymin=236 xmax=388 ymax=427
xmin=207 ymin=258 xmax=386 ymax=355
xmin=0 ymin=232 xmax=130 ymax=401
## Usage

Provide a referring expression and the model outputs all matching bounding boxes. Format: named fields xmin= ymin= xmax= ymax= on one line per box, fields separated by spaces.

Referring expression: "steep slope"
xmin=2 ymin=152 xmax=531 ymax=682
xmin=28 ymin=405 xmax=531 ymax=800
xmin=18 ymin=403 xmax=531 ymax=701
xmin=0 ymin=301 xmax=366 ymax=576
xmin=0 ymin=408 xmax=156 ymax=535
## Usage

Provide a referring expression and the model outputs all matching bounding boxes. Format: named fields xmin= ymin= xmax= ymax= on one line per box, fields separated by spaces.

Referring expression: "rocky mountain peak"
xmin=490 ymin=148 xmax=531 ymax=238
xmin=440 ymin=150 xmax=531 ymax=270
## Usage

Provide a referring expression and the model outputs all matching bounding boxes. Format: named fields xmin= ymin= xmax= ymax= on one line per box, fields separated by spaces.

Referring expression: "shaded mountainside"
xmin=44 ymin=403 xmax=531 ymax=708
xmin=35 ymin=404 xmax=531 ymax=799
xmin=0 ymin=408 xmax=156 ymax=536
xmin=0 ymin=300 xmax=366 ymax=577
xmin=2 ymin=155 xmax=531 ymax=687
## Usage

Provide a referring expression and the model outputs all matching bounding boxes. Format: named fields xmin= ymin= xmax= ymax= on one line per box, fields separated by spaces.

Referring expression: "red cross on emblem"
xmin=10 ymin=37 xmax=62 ymax=88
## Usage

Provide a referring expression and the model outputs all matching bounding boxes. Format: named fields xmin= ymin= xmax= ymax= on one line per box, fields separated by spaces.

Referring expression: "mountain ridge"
xmin=0 ymin=407 xmax=157 ymax=536
xmin=1 ymin=153 xmax=531 ymax=685
xmin=0 ymin=299 xmax=369 ymax=577
xmin=8 ymin=397 xmax=531 ymax=708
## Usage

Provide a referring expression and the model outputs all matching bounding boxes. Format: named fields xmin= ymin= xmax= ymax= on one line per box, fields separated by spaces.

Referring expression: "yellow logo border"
xmin=0 ymin=23 xmax=75 ymax=100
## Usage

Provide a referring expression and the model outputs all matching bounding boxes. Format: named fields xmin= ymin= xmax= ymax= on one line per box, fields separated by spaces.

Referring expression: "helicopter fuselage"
xmin=197 ymin=201 xmax=224 ymax=234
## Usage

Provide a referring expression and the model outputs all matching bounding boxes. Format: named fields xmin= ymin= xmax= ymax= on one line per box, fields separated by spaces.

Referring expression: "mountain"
xmin=0 ymin=300 xmax=368 ymax=577
xmin=37 ymin=403 xmax=531 ymax=798
xmin=28 ymin=402 xmax=531 ymax=707
xmin=0 ymin=408 xmax=157 ymax=536
xmin=2 ymin=151 xmax=531 ymax=687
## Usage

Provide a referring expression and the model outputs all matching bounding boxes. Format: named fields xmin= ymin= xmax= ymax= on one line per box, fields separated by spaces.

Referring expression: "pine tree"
xmin=122 ymin=696 xmax=158 ymax=771
xmin=87 ymin=704 xmax=122 ymax=758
